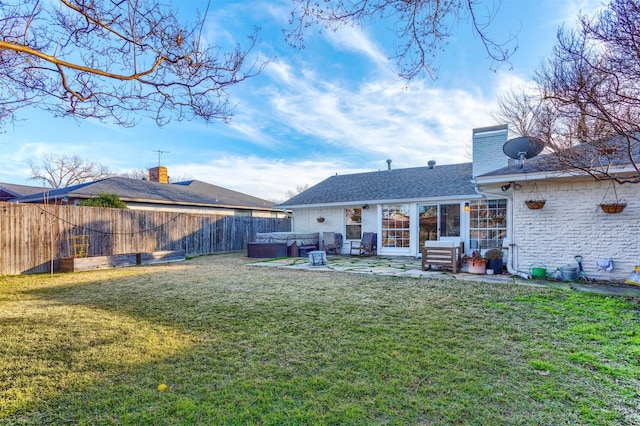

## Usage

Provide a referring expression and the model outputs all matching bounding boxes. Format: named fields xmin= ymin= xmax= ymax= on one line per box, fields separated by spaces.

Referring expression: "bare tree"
xmin=285 ymin=183 xmax=310 ymax=199
xmin=30 ymin=154 xmax=113 ymax=188
xmin=285 ymin=0 xmax=518 ymax=80
xmin=118 ymin=169 xmax=150 ymax=180
xmin=0 ymin=0 xmax=264 ymax=128
xmin=494 ymin=0 xmax=640 ymax=184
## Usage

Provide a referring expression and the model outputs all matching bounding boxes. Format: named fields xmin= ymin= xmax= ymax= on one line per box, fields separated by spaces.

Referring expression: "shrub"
xmin=78 ymin=192 xmax=128 ymax=208
xmin=485 ymin=248 xmax=504 ymax=260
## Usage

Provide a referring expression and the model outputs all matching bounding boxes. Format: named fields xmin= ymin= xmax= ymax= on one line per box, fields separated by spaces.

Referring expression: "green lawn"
xmin=1 ymin=254 xmax=639 ymax=425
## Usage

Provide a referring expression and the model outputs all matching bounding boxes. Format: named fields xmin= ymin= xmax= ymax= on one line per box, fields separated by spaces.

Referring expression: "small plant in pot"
xmin=484 ymin=249 xmax=504 ymax=274
xmin=468 ymin=251 xmax=486 ymax=274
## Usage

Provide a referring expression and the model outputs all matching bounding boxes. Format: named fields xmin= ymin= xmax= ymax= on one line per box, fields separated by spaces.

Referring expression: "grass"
xmin=1 ymin=253 xmax=639 ymax=425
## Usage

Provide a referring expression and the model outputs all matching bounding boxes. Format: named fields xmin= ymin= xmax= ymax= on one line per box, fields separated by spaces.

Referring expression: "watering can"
xmin=530 ymin=263 xmax=547 ymax=279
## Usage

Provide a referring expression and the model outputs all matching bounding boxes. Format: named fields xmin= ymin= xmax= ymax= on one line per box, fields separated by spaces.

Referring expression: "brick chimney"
xmin=471 ymin=124 xmax=509 ymax=178
xmin=149 ymin=166 xmax=168 ymax=183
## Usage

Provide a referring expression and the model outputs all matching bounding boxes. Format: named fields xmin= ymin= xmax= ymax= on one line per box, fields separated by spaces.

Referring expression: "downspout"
xmin=473 ymin=184 xmax=531 ymax=279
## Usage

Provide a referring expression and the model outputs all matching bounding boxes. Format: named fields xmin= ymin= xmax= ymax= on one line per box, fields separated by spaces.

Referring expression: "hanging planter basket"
xmin=525 ymin=200 xmax=546 ymax=210
xmin=524 ymin=183 xmax=546 ymax=210
xmin=599 ymin=203 xmax=626 ymax=214
xmin=598 ymin=181 xmax=626 ymax=214
xmin=316 ymin=217 xmax=325 ymax=223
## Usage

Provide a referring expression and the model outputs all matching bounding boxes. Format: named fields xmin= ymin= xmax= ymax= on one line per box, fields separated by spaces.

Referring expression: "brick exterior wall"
xmin=512 ymin=179 xmax=639 ymax=282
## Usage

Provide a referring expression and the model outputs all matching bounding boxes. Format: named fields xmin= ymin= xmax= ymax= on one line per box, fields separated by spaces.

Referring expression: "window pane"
xmin=469 ymin=199 xmax=507 ymax=249
xmin=419 ymin=205 xmax=438 ymax=246
xmin=381 ymin=204 xmax=410 ymax=248
xmin=346 ymin=225 xmax=361 ymax=240
xmin=440 ymin=204 xmax=460 ymax=237
xmin=346 ymin=208 xmax=362 ymax=224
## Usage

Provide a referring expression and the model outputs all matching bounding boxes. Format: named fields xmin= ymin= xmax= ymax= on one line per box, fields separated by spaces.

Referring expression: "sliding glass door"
xmin=418 ymin=203 xmax=461 ymax=247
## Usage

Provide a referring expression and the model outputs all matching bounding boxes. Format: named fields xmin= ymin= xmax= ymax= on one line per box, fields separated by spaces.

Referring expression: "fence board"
xmin=0 ymin=202 xmax=290 ymax=275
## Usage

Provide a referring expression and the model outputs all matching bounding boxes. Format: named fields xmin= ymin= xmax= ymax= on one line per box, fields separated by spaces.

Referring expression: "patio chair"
xmin=350 ymin=232 xmax=376 ymax=256
xmin=322 ymin=232 xmax=342 ymax=254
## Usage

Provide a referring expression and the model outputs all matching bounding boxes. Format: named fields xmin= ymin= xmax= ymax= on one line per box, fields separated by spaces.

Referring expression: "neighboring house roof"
xmin=277 ymin=163 xmax=476 ymax=207
xmin=171 ymin=180 xmax=275 ymax=209
xmin=11 ymin=177 xmax=277 ymax=211
xmin=0 ymin=182 xmax=50 ymax=201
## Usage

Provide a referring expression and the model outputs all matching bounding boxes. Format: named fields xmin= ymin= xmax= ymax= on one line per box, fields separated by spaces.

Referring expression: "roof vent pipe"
xmin=386 ymin=159 xmax=392 ymax=170
xmin=428 ymin=160 xmax=436 ymax=169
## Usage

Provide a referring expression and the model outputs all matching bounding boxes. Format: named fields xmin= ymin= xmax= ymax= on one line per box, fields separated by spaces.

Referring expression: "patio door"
xmin=418 ymin=203 xmax=461 ymax=247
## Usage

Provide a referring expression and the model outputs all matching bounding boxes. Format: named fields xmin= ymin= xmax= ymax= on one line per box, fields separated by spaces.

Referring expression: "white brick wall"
xmin=512 ymin=180 xmax=639 ymax=282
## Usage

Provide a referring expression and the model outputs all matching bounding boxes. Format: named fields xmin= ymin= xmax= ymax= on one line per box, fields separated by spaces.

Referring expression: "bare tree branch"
xmin=494 ymin=0 xmax=640 ymax=184
xmin=0 ymin=0 xmax=267 ymax=127
xmin=285 ymin=183 xmax=310 ymax=199
xmin=284 ymin=0 xmax=518 ymax=80
xmin=30 ymin=154 xmax=114 ymax=188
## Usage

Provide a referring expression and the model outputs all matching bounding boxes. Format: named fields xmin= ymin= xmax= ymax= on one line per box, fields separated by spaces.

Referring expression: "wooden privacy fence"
xmin=0 ymin=202 xmax=290 ymax=275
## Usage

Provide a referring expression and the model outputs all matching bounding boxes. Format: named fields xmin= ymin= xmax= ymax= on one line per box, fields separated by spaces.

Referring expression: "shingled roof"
xmin=278 ymin=163 xmax=476 ymax=207
xmin=12 ymin=177 xmax=276 ymax=210
xmin=0 ymin=182 xmax=49 ymax=201
xmin=480 ymin=134 xmax=640 ymax=178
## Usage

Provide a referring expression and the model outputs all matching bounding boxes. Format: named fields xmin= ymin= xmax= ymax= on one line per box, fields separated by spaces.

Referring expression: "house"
xmin=277 ymin=125 xmax=640 ymax=282
xmin=0 ymin=182 xmax=50 ymax=202
xmin=10 ymin=166 xmax=287 ymax=218
xmin=475 ymin=134 xmax=640 ymax=283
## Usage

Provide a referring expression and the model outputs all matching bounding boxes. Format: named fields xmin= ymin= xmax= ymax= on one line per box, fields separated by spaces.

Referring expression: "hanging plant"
xmin=316 ymin=216 xmax=325 ymax=222
xmin=524 ymin=183 xmax=546 ymax=210
xmin=598 ymin=181 xmax=626 ymax=214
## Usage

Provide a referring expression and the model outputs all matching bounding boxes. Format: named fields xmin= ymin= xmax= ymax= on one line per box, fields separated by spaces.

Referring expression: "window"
xmin=381 ymin=204 xmax=410 ymax=248
xmin=345 ymin=208 xmax=362 ymax=239
xmin=469 ymin=199 xmax=507 ymax=250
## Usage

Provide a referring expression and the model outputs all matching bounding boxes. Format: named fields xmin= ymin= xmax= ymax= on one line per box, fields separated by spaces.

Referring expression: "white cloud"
xmin=325 ymin=25 xmax=390 ymax=68
xmin=170 ymin=156 xmax=351 ymax=203
xmin=251 ymin=57 xmax=496 ymax=167
xmin=559 ymin=0 xmax=606 ymax=25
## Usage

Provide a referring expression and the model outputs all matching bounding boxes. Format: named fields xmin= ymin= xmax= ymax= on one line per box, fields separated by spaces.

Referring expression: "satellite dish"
xmin=503 ymin=136 xmax=544 ymax=168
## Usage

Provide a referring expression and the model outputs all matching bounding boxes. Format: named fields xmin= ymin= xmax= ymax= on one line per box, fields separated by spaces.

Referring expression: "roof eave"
xmin=277 ymin=193 xmax=484 ymax=209
xmin=14 ymin=193 xmax=278 ymax=211
xmin=476 ymin=164 xmax=638 ymax=185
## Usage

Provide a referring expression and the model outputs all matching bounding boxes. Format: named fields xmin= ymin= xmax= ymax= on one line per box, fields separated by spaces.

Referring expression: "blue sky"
xmin=0 ymin=0 xmax=600 ymax=202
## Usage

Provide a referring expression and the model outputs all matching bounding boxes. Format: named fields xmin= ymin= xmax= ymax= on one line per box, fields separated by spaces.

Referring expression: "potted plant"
xmin=468 ymin=251 xmax=486 ymax=274
xmin=484 ymin=249 xmax=504 ymax=274
xmin=316 ymin=216 xmax=325 ymax=223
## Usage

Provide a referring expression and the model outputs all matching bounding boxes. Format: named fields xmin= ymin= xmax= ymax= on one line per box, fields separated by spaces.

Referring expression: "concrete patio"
xmin=250 ymin=254 xmax=640 ymax=298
